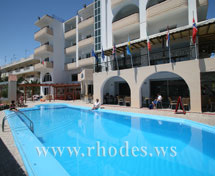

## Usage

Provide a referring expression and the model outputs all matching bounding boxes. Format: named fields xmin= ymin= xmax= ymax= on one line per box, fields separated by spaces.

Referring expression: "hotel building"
xmin=1 ymin=0 xmax=215 ymax=112
xmin=0 ymin=55 xmax=40 ymax=84
xmin=93 ymin=0 xmax=215 ymax=113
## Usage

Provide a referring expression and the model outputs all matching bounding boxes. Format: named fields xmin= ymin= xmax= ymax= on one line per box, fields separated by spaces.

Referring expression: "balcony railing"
xmin=65 ymin=45 xmax=76 ymax=55
xmin=79 ymin=37 xmax=94 ymax=48
xmin=112 ymin=13 xmax=139 ymax=32
xmin=79 ymin=57 xmax=94 ymax=68
xmin=34 ymin=26 xmax=53 ymax=42
xmin=35 ymin=61 xmax=53 ymax=71
xmin=146 ymin=0 xmax=188 ymax=19
xmin=78 ymin=17 xmax=94 ymax=30
xmin=64 ymin=28 xmax=76 ymax=39
xmin=94 ymin=45 xmax=199 ymax=72
xmin=65 ymin=57 xmax=94 ymax=70
xmin=34 ymin=44 xmax=53 ymax=58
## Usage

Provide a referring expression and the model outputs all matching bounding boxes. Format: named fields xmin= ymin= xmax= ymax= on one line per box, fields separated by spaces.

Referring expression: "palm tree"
xmin=17 ymin=77 xmax=40 ymax=98
xmin=24 ymin=79 xmax=40 ymax=96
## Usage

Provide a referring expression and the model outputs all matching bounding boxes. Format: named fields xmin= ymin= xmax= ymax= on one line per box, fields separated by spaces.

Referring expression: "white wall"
xmin=51 ymin=19 xmax=67 ymax=84
xmin=147 ymin=9 xmax=188 ymax=36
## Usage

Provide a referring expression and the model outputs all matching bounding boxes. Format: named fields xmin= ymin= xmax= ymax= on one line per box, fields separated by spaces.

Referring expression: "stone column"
xmin=8 ymin=75 xmax=17 ymax=102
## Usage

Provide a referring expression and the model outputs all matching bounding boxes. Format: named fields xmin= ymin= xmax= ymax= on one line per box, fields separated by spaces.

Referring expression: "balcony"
xmin=65 ymin=28 xmax=76 ymax=39
xmin=35 ymin=15 xmax=54 ymax=28
xmin=111 ymin=0 xmax=126 ymax=9
xmin=6 ymin=66 xmax=36 ymax=76
xmin=34 ymin=61 xmax=53 ymax=71
xmin=112 ymin=13 xmax=139 ymax=33
xmin=146 ymin=0 xmax=188 ymax=20
xmin=65 ymin=57 xmax=94 ymax=70
xmin=34 ymin=44 xmax=53 ymax=58
xmin=65 ymin=62 xmax=76 ymax=70
xmin=34 ymin=27 xmax=53 ymax=42
xmin=78 ymin=17 xmax=94 ymax=30
xmin=95 ymin=45 xmax=199 ymax=73
xmin=65 ymin=45 xmax=76 ymax=55
xmin=79 ymin=37 xmax=94 ymax=48
xmin=79 ymin=57 xmax=94 ymax=68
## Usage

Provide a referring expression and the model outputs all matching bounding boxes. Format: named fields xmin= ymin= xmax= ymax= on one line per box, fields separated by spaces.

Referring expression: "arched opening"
xmin=112 ymin=4 xmax=140 ymax=45
xmin=102 ymin=76 xmax=131 ymax=106
xmin=113 ymin=4 xmax=139 ymax=23
xmin=140 ymin=72 xmax=190 ymax=109
xmin=43 ymin=73 xmax=52 ymax=82
xmin=146 ymin=0 xmax=167 ymax=10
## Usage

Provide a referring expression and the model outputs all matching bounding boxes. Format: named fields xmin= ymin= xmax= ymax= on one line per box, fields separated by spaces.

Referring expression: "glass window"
xmin=43 ymin=73 xmax=52 ymax=82
xmin=71 ymin=74 xmax=78 ymax=82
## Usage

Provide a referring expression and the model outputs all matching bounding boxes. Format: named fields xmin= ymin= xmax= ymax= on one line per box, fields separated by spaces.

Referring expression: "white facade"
xmin=99 ymin=0 xmax=208 ymax=50
xmin=92 ymin=0 xmax=215 ymax=113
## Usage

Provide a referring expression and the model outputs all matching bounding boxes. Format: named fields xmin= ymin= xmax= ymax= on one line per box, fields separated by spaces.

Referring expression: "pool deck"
xmin=0 ymin=111 xmax=27 ymax=176
xmin=25 ymin=100 xmax=215 ymax=126
xmin=0 ymin=100 xmax=214 ymax=176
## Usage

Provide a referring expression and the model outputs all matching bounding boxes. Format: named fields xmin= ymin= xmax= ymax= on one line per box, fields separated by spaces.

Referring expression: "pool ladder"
xmin=2 ymin=110 xmax=34 ymax=133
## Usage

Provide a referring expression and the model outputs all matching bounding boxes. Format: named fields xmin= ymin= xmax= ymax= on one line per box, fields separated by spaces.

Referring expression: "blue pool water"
xmin=8 ymin=104 xmax=215 ymax=176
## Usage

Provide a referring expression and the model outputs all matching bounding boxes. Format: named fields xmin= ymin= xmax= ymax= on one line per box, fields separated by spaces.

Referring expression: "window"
xmin=44 ymin=88 xmax=49 ymax=95
xmin=44 ymin=58 xmax=49 ymax=62
xmin=43 ymin=73 xmax=52 ymax=82
xmin=94 ymin=0 xmax=101 ymax=51
xmin=71 ymin=74 xmax=78 ymax=82
xmin=88 ymin=85 xmax=93 ymax=95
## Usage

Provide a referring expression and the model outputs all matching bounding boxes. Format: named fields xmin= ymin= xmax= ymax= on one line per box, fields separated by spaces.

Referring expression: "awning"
xmin=103 ymin=18 xmax=215 ymax=56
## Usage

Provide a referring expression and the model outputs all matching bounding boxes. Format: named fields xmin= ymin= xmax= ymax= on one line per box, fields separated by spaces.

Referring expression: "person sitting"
xmin=152 ymin=94 xmax=162 ymax=108
xmin=10 ymin=100 xmax=18 ymax=111
xmin=210 ymin=52 xmax=215 ymax=58
xmin=92 ymin=99 xmax=101 ymax=110
xmin=18 ymin=96 xmax=24 ymax=107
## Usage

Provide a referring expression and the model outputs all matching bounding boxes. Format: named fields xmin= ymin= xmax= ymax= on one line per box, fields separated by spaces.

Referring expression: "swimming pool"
xmin=5 ymin=104 xmax=215 ymax=176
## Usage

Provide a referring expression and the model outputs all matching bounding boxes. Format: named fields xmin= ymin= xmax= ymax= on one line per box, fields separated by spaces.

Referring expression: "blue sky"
xmin=0 ymin=0 xmax=215 ymax=66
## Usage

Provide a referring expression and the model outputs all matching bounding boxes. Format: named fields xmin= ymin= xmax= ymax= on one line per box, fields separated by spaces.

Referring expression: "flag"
xmin=102 ymin=48 xmax=105 ymax=61
xmin=112 ymin=44 xmax=116 ymax=56
xmin=147 ymin=37 xmax=151 ymax=51
xmin=166 ymin=29 xmax=170 ymax=47
xmin=126 ymin=37 xmax=132 ymax=56
xmin=192 ymin=17 xmax=198 ymax=44
xmin=92 ymin=49 xmax=98 ymax=62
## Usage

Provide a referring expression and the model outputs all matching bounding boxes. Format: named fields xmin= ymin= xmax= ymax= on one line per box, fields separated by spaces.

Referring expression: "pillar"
xmin=188 ymin=0 xmax=198 ymax=25
xmin=8 ymin=75 xmax=17 ymax=102
xmin=188 ymin=76 xmax=202 ymax=113
xmin=139 ymin=0 xmax=147 ymax=39
xmin=131 ymin=86 xmax=141 ymax=108
xmin=76 ymin=15 xmax=79 ymax=67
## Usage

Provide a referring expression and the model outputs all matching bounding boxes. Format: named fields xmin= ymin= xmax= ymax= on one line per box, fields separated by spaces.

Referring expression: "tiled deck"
xmin=0 ymin=111 xmax=27 ymax=176
xmin=0 ymin=100 xmax=214 ymax=176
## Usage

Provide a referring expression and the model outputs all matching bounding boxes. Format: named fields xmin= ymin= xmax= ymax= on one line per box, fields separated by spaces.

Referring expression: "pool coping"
xmin=4 ymin=110 xmax=70 ymax=176
xmin=33 ymin=103 xmax=215 ymax=133
xmin=5 ymin=103 xmax=215 ymax=176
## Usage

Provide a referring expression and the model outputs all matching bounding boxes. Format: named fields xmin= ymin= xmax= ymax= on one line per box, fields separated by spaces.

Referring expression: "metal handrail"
xmin=2 ymin=113 xmax=16 ymax=132
xmin=2 ymin=110 xmax=34 ymax=133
